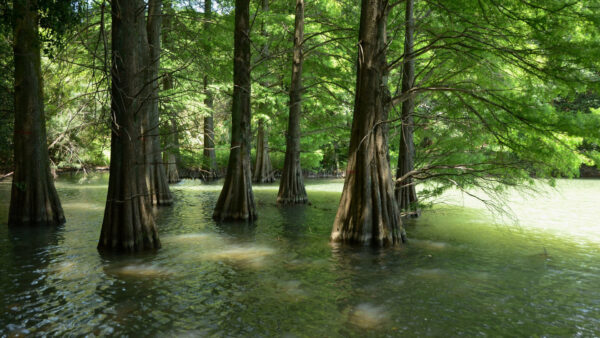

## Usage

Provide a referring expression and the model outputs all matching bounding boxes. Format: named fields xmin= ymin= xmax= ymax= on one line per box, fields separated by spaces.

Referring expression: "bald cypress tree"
xmin=8 ymin=0 xmax=65 ymax=227
xmin=143 ymin=0 xmax=173 ymax=205
xmin=252 ymin=0 xmax=276 ymax=184
xmin=253 ymin=118 xmax=275 ymax=183
xmin=212 ymin=0 xmax=256 ymax=222
xmin=395 ymin=0 xmax=418 ymax=215
xmin=331 ymin=0 xmax=404 ymax=247
xmin=202 ymin=0 xmax=218 ymax=180
xmin=98 ymin=0 xmax=160 ymax=252
xmin=277 ymin=0 xmax=308 ymax=205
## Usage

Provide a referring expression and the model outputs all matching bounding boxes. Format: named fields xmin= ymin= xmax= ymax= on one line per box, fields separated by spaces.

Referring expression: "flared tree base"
xmin=98 ymin=197 xmax=161 ymax=253
xmin=395 ymin=183 xmax=419 ymax=218
xmin=277 ymin=176 xmax=308 ymax=205
xmin=147 ymin=163 xmax=173 ymax=205
xmin=213 ymin=157 xmax=256 ymax=222
xmin=9 ymin=175 xmax=65 ymax=227
xmin=331 ymin=158 xmax=405 ymax=247
xmin=166 ymin=153 xmax=181 ymax=183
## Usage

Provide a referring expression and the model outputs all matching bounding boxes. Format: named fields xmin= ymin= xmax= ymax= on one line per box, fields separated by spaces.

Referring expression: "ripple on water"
xmin=411 ymin=268 xmax=447 ymax=279
xmin=48 ymin=261 xmax=90 ymax=281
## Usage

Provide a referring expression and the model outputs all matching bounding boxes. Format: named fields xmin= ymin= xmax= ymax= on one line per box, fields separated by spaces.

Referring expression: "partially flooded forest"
xmin=1 ymin=0 xmax=599 ymax=336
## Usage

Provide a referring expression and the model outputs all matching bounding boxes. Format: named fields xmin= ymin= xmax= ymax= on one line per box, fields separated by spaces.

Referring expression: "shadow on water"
xmin=276 ymin=203 xmax=309 ymax=241
xmin=328 ymin=244 xmax=407 ymax=334
xmin=214 ymin=220 xmax=257 ymax=240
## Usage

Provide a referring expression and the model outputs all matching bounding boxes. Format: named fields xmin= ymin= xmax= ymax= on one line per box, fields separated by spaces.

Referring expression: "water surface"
xmin=0 ymin=174 xmax=598 ymax=336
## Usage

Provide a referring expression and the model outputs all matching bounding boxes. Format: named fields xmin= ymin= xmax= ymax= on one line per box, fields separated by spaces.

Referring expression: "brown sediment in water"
xmin=347 ymin=303 xmax=390 ymax=329
xmin=105 ymin=264 xmax=174 ymax=278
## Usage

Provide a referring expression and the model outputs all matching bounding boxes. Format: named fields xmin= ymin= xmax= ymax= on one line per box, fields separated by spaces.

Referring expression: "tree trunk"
xmin=277 ymin=0 xmax=308 ymax=205
xmin=164 ymin=117 xmax=181 ymax=183
xmin=160 ymin=1 xmax=180 ymax=182
xmin=161 ymin=71 xmax=182 ymax=178
xmin=252 ymin=0 xmax=274 ymax=184
xmin=395 ymin=0 xmax=419 ymax=215
xmin=98 ymin=0 xmax=160 ymax=252
xmin=203 ymin=75 xmax=218 ymax=180
xmin=330 ymin=0 xmax=404 ymax=247
xmin=333 ymin=141 xmax=340 ymax=176
xmin=253 ymin=119 xmax=275 ymax=183
xmin=9 ymin=0 xmax=65 ymax=226
xmin=165 ymin=153 xmax=179 ymax=183
xmin=143 ymin=0 xmax=172 ymax=205
xmin=212 ymin=0 xmax=256 ymax=222
xmin=202 ymin=0 xmax=218 ymax=180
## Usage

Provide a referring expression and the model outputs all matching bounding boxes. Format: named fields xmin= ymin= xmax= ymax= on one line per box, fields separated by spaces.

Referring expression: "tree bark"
xmin=143 ymin=0 xmax=173 ymax=205
xmin=331 ymin=0 xmax=404 ymax=247
xmin=164 ymin=117 xmax=181 ymax=183
xmin=161 ymin=71 xmax=182 ymax=182
xmin=203 ymin=75 xmax=218 ymax=180
xmin=98 ymin=0 xmax=160 ymax=252
xmin=202 ymin=0 xmax=218 ymax=180
xmin=252 ymin=0 xmax=274 ymax=184
xmin=277 ymin=0 xmax=308 ymax=205
xmin=9 ymin=0 xmax=65 ymax=226
xmin=333 ymin=141 xmax=341 ymax=176
xmin=253 ymin=119 xmax=275 ymax=183
xmin=165 ymin=153 xmax=179 ymax=183
xmin=395 ymin=0 xmax=419 ymax=215
xmin=160 ymin=1 xmax=180 ymax=181
xmin=212 ymin=0 xmax=256 ymax=222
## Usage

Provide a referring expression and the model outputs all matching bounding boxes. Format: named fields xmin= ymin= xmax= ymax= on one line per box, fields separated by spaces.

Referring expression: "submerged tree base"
xmin=212 ymin=164 xmax=257 ymax=222
xmin=99 ymin=170 xmax=161 ymax=253
xmin=165 ymin=153 xmax=180 ymax=183
xmin=277 ymin=172 xmax=308 ymax=205
xmin=277 ymin=195 xmax=308 ymax=205
xmin=9 ymin=165 xmax=65 ymax=227
xmin=402 ymin=209 xmax=421 ymax=219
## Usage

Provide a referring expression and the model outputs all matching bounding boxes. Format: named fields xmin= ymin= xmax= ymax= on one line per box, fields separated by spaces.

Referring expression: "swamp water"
xmin=0 ymin=174 xmax=599 ymax=336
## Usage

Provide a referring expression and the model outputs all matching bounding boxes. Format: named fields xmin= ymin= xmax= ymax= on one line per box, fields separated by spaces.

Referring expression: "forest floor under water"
xmin=0 ymin=174 xmax=599 ymax=336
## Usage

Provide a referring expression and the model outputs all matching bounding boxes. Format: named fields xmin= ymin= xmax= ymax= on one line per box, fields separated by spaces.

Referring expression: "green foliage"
xmin=384 ymin=0 xmax=600 ymax=201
